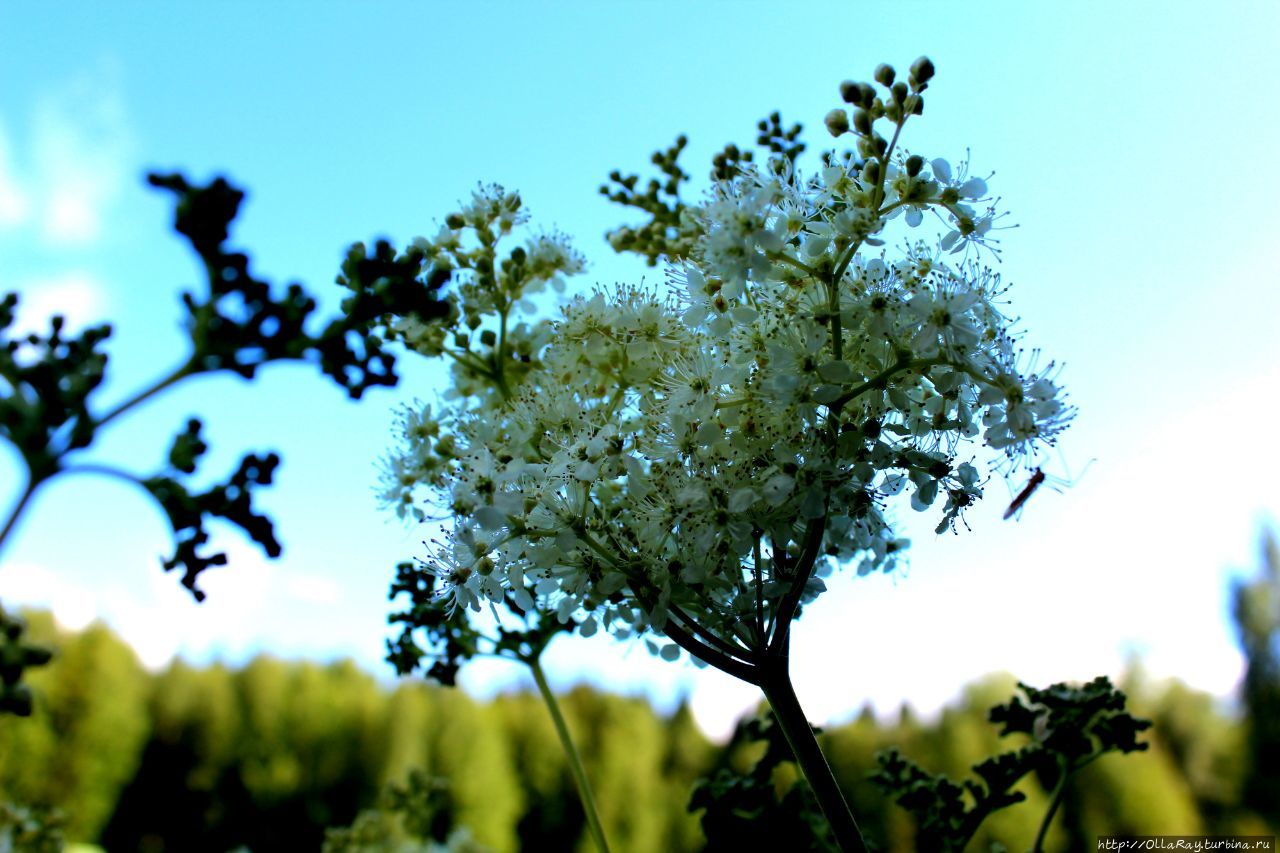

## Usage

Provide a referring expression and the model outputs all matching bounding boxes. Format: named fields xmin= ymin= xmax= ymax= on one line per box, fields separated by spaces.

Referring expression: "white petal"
xmin=960 ymin=177 xmax=988 ymax=198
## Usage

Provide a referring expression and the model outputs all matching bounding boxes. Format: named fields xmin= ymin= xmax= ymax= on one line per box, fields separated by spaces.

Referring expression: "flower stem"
xmin=529 ymin=657 xmax=612 ymax=853
xmin=1032 ymin=757 xmax=1069 ymax=853
xmin=759 ymin=660 xmax=868 ymax=852
xmin=0 ymin=476 xmax=39 ymax=561
xmin=95 ymin=360 xmax=195 ymax=429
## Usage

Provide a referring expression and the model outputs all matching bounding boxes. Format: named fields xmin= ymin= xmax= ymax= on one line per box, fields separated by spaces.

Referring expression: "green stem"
xmin=0 ymin=476 xmax=40 ymax=560
xmin=766 ymin=250 xmax=824 ymax=280
xmin=529 ymin=657 xmax=612 ymax=853
xmin=759 ymin=660 xmax=868 ymax=852
xmin=96 ymin=359 xmax=195 ymax=429
xmin=828 ymin=355 xmax=952 ymax=412
xmin=4 ymin=359 xmax=196 ymax=559
xmin=1032 ymin=757 xmax=1069 ymax=853
xmin=60 ymin=462 xmax=144 ymax=487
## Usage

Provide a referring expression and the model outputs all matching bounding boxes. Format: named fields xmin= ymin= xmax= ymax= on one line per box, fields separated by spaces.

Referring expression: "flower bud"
xmin=905 ymin=155 xmax=925 ymax=177
xmin=910 ymin=56 xmax=936 ymax=85
xmin=839 ymin=79 xmax=860 ymax=103
xmin=891 ymin=82 xmax=908 ymax=104
xmin=874 ymin=64 xmax=895 ymax=87
xmin=445 ymin=213 xmax=465 ymax=230
xmin=479 ymin=329 xmax=496 ymax=347
xmin=824 ymin=108 xmax=850 ymax=136
xmin=852 ymin=109 xmax=872 ymax=136
xmin=861 ymin=160 xmax=881 ymax=184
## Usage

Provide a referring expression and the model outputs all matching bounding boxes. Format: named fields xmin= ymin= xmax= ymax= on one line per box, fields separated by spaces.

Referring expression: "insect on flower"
xmin=1002 ymin=468 xmax=1045 ymax=520
xmin=1002 ymin=459 xmax=1093 ymax=520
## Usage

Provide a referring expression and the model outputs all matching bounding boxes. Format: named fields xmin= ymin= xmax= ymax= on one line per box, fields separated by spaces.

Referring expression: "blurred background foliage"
xmin=1 ymin=534 xmax=1276 ymax=851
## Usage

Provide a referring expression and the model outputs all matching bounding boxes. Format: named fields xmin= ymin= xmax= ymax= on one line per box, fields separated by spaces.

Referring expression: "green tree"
xmin=99 ymin=660 xmax=247 ymax=851
xmin=376 ymin=684 xmax=435 ymax=788
xmin=494 ymin=691 xmax=579 ymax=850
xmin=1233 ymin=531 xmax=1280 ymax=825
xmin=1138 ymin=676 xmax=1245 ymax=833
xmin=426 ymin=688 xmax=523 ymax=852
xmin=659 ymin=701 xmax=715 ymax=851
xmin=0 ymin=613 xmax=149 ymax=840
xmin=567 ymin=689 xmax=678 ymax=853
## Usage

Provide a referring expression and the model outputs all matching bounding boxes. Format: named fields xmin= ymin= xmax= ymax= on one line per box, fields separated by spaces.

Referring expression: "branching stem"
xmin=95 ymin=359 xmax=195 ymax=430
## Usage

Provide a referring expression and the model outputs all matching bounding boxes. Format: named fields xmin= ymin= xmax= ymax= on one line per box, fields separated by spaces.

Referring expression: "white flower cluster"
xmin=381 ymin=78 xmax=1071 ymax=663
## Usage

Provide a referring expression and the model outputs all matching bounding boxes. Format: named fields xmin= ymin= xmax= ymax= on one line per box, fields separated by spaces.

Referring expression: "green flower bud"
xmin=852 ymin=109 xmax=872 ymax=136
xmin=905 ymin=155 xmax=925 ymax=177
xmin=874 ymin=64 xmax=895 ymax=86
xmin=479 ymin=329 xmax=497 ymax=347
xmin=839 ymin=79 xmax=860 ymax=103
xmin=910 ymin=56 xmax=936 ymax=86
xmin=824 ymin=108 xmax=850 ymax=137
xmin=892 ymin=82 xmax=908 ymax=104
xmin=445 ymin=213 xmax=465 ymax=230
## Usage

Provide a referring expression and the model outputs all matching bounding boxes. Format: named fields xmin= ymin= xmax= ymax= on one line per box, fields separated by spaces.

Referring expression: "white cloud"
xmin=104 ymin=540 xmax=281 ymax=670
xmin=0 ymin=562 xmax=98 ymax=632
xmin=9 ymin=271 xmax=110 ymax=335
xmin=0 ymin=59 xmax=134 ymax=248
xmin=0 ymin=541 xmax=283 ymax=672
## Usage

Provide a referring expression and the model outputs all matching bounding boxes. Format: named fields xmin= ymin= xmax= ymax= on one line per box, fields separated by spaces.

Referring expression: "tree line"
xmin=1 ymin=596 xmax=1275 ymax=851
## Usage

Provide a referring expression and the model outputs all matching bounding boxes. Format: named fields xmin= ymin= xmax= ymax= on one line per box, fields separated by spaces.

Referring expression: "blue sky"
xmin=2 ymin=2 xmax=1279 ymax=737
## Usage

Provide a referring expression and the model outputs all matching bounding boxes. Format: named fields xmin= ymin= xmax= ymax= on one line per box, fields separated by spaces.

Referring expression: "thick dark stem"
xmin=759 ymin=659 xmax=868 ymax=852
